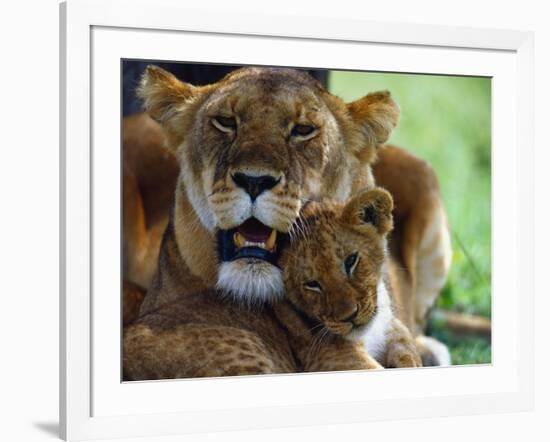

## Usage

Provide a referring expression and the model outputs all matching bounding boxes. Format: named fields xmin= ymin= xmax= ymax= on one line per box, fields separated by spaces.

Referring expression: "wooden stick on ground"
xmin=431 ymin=309 xmax=492 ymax=340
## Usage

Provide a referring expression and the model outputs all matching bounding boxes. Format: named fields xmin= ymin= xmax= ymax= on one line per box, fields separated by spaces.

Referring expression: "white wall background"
xmin=0 ymin=0 xmax=547 ymax=441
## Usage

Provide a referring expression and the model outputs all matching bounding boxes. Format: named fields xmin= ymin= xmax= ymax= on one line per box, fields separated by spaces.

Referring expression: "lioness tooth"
xmin=233 ymin=233 xmax=276 ymax=251
xmin=245 ymin=240 xmax=266 ymax=248
xmin=233 ymin=232 xmax=246 ymax=249
xmin=265 ymin=229 xmax=277 ymax=251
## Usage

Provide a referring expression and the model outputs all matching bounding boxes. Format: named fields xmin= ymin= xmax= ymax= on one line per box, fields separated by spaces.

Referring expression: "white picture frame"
xmin=60 ymin=0 xmax=534 ymax=440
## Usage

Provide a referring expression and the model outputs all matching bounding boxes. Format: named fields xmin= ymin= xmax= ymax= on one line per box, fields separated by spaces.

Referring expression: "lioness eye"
xmin=291 ymin=124 xmax=316 ymax=138
xmin=344 ymin=253 xmax=359 ymax=275
xmin=212 ymin=116 xmax=237 ymax=131
xmin=304 ymin=280 xmax=322 ymax=292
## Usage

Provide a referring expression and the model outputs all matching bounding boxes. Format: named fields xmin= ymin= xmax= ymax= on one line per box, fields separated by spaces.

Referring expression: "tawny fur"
xmin=272 ymin=301 xmax=382 ymax=372
xmin=122 ymin=112 xmax=179 ymax=289
xmin=122 ymin=280 xmax=145 ymax=327
xmin=123 ymin=66 xmax=450 ymax=379
xmin=275 ymin=189 xmax=421 ymax=370
xmin=124 ymin=291 xmax=297 ymax=380
xmin=136 ymin=65 xmax=400 ymax=311
xmin=372 ymin=145 xmax=452 ymax=335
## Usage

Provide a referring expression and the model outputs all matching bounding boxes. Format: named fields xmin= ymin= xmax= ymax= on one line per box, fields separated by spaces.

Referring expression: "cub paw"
xmin=387 ymin=351 xmax=422 ymax=368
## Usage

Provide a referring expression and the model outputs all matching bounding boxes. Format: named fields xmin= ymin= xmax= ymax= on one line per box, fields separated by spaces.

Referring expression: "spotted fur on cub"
xmin=275 ymin=188 xmax=422 ymax=370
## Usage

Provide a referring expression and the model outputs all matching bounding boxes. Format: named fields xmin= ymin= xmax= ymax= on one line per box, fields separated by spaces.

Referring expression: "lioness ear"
xmin=137 ymin=65 xmax=198 ymax=125
xmin=341 ymin=188 xmax=393 ymax=235
xmin=347 ymin=91 xmax=400 ymax=146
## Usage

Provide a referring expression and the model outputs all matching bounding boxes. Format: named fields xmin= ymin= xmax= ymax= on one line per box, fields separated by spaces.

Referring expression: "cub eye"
xmin=344 ymin=253 xmax=359 ymax=275
xmin=291 ymin=124 xmax=317 ymax=138
xmin=212 ymin=116 xmax=237 ymax=132
xmin=304 ymin=280 xmax=322 ymax=292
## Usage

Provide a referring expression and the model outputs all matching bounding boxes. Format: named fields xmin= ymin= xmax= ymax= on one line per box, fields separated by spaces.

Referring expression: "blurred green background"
xmin=329 ymin=71 xmax=492 ymax=365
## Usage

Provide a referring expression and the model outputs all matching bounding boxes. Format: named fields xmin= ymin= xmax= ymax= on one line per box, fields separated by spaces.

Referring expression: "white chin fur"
xmin=347 ymin=279 xmax=393 ymax=362
xmin=216 ymin=260 xmax=284 ymax=305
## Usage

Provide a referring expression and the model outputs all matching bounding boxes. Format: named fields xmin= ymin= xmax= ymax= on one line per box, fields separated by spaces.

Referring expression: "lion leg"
xmin=396 ymin=189 xmax=452 ymax=336
xmin=373 ymin=146 xmax=452 ymax=366
xmin=122 ymin=161 xmax=149 ymax=289
xmin=409 ymin=200 xmax=453 ymax=367
xmin=414 ymin=203 xmax=453 ymax=332
xmin=415 ymin=335 xmax=451 ymax=367
xmin=122 ymin=280 xmax=146 ymax=326
xmin=305 ymin=339 xmax=383 ymax=372
xmin=383 ymin=318 xmax=422 ymax=368
xmin=123 ymin=323 xmax=292 ymax=380
xmin=122 ymin=113 xmax=178 ymax=292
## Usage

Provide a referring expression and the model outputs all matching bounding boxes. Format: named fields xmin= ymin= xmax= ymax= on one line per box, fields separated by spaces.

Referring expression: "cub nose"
xmin=232 ymin=172 xmax=280 ymax=201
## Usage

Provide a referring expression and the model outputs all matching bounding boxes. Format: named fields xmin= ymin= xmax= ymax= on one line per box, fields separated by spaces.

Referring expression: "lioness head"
xmin=280 ymin=188 xmax=393 ymax=336
xmin=138 ymin=66 xmax=399 ymax=303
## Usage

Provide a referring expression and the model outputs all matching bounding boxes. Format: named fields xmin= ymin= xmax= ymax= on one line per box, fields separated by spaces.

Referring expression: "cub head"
xmin=280 ymin=188 xmax=393 ymax=336
xmin=138 ymin=66 xmax=399 ymax=303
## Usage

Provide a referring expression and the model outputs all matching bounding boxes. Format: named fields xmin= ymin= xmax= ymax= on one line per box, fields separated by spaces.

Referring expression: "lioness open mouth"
xmin=217 ymin=218 xmax=288 ymax=265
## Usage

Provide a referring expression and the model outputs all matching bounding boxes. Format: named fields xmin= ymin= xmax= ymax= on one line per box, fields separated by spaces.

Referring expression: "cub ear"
xmin=347 ymin=91 xmax=400 ymax=147
xmin=341 ymin=188 xmax=394 ymax=235
xmin=137 ymin=65 xmax=198 ymax=125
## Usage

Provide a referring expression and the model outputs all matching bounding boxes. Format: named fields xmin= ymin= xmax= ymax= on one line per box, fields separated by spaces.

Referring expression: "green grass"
xmin=329 ymin=71 xmax=492 ymax=364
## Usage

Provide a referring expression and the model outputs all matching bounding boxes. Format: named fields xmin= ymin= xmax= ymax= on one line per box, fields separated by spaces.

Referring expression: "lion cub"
xmin=275 ymin=188 xmax=422 ymax=371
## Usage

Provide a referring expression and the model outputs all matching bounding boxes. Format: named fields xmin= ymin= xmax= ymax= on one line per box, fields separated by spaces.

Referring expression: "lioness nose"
xmin=232 ymin=172 xmax=280 ymax=201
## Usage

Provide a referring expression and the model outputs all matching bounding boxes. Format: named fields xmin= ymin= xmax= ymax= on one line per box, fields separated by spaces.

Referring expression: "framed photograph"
xmin=60 ymin=0 xmax=534 ymax=440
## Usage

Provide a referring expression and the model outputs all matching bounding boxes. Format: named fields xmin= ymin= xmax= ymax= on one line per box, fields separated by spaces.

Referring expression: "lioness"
xmin=123 ymin=66 xmax=451 ymax=379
